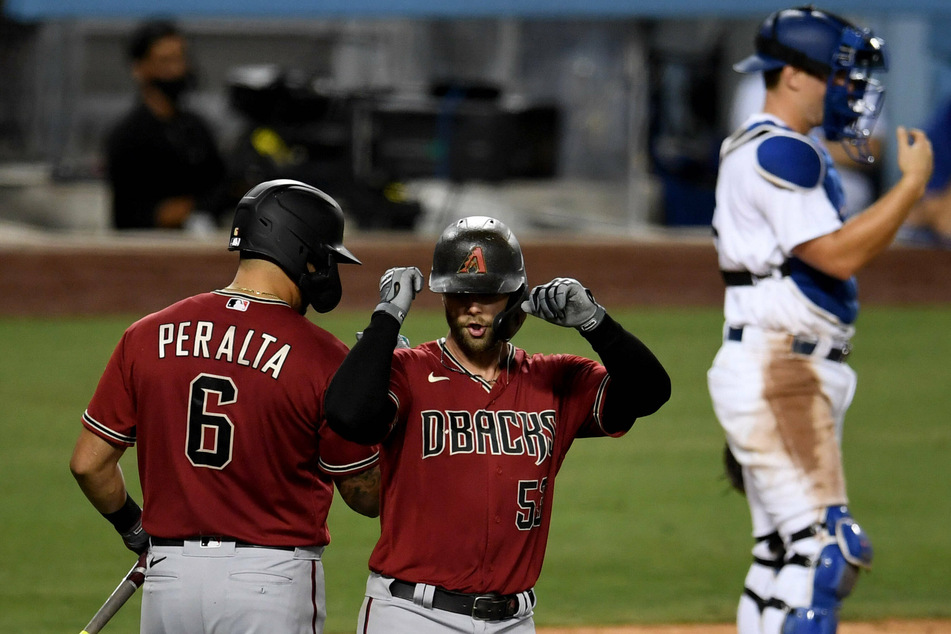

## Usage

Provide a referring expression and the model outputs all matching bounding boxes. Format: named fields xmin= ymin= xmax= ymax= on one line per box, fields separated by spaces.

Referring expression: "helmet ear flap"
xmin=299 ymin=255 xmax=342 ymax=314
xmin=492 ymin=285 xmax=529 ymax=342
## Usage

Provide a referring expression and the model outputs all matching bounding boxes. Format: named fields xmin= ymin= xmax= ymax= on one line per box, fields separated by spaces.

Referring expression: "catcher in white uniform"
xmin=707 ymin=7 xmax=933 ymax=634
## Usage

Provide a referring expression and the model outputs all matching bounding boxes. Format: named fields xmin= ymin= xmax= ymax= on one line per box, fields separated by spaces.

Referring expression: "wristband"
xmin=576 ymin=304 xmax=606 ymax=333
xmin=374 ymin=301 xmax=407 ymax=324
xmin=102 ymin=493 xmax=142 ymax=534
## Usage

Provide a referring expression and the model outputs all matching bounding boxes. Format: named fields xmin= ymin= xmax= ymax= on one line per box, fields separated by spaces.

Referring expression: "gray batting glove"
xmin=521 ymin=277 xmax=606 ymax=332
xmin=374 ymin=266 xmax=423 ymax=325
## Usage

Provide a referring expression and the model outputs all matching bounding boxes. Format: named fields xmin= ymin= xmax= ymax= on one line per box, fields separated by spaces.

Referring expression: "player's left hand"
xmin=521 ymin=277 xmax=606 ymax=331
xmin=374 ymin=266 xmax=423 ymax=325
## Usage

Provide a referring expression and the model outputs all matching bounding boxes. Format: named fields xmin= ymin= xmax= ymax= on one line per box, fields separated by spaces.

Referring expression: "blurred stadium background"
xmin=2 ymin=0 xmax=951 ymax=240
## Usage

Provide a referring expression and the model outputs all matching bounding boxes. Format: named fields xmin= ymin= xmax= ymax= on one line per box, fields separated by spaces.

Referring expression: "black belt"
xmin=389 ymin=579 xmax=532 ymax=621
xmin=151 ymin=536 xmax=297 ymax=552
xmin=721 ymin=262 xmax=791 ymax=286
xmin=727 ymin=326 xmax=850 ymax=362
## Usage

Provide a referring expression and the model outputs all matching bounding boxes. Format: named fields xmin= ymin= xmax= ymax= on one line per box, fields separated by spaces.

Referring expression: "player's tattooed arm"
xmin=335 ymin=465 xmax=381 ymax=518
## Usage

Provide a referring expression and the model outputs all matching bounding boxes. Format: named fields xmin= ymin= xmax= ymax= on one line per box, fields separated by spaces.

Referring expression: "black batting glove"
xmin=102 ymin=493 xmax=151 ymax=554
xmin=119 ymin=515 xmax=150 ymax=554
xmin=521 ymin=277 xmax=606 ymax=332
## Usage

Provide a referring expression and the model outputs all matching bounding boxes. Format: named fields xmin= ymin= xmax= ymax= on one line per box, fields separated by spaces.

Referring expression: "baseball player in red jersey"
xmin=70 ymin=180 xmax=381 ymax=634
xmin=325 ymin=216 xmax=671 ymax=632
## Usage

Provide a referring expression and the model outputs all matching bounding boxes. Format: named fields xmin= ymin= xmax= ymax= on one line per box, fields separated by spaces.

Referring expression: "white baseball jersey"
xmin=713 ymin=114 xmax=857 ymax=341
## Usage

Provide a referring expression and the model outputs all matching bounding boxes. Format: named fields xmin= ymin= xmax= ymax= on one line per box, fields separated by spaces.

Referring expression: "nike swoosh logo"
xmin=428 ymin=372 xmax=450 ymax=383
xmin=149 ymin=556 xmax=167 ymax=567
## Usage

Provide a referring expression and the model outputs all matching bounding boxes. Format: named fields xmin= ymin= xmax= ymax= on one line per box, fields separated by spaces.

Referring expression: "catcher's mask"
xmin=733 ymin=6 xmax=888 ymax=163
xmin=429 ymin=216 xmax=528 ymax=341
xmin=228 ymin=179 xmax=361 ymax=313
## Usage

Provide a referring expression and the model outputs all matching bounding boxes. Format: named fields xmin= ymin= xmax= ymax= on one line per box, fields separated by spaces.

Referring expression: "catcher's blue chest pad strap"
xmin=752 ymin=129 xmax=846 ymax=213
xmin=787 ymin=257 xmax=858 ymax=324
xmin=756 ymin=134 xmax=824 ymax=190
xmin=750 ymin=125 xmax=856 ymax=324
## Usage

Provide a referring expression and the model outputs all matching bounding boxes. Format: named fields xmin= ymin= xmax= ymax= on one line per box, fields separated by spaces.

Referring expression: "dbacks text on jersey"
xmin=422 ymin=409 xmax=556 ymax=466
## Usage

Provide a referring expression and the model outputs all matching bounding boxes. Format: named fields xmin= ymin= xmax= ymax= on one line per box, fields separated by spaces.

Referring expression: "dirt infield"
xmin=1 ymin=233 xmax=950 ymax=316
xmin=538 ymin=620 xmax=951 ymax=633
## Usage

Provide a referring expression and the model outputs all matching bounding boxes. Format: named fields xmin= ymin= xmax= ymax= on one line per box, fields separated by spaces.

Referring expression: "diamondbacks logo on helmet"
xmin=429 ymin=215 xmax=526 ymax=295
xmin=458 ymin=247 xmax=488 ymax=275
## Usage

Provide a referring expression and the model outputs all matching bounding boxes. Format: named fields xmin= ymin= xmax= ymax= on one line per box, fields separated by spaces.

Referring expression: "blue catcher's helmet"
xmin=734 ymin=6 xmax=888 ymax=163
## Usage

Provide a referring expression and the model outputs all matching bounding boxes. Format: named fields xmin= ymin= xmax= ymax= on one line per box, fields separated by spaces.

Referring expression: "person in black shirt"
xmin=106 ymin=20 xmax=227 ymax=231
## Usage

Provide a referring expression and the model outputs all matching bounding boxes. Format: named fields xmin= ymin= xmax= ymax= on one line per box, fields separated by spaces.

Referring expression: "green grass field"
xmin=1 ymin=306 xmax=948 ymax=632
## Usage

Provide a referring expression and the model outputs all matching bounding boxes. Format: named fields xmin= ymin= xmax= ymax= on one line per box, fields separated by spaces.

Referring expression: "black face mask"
xmin=150 ymin=75 xmax=191 ymax=103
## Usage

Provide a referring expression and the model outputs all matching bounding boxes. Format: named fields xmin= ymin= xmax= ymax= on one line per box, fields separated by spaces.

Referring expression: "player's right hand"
xmin=374 ymin=266 xmax=423 ymax=325
xmin=119 ymin=515 xmax=150 ymax=555
xmin=895 ymin=126 xmax=933 ymax=193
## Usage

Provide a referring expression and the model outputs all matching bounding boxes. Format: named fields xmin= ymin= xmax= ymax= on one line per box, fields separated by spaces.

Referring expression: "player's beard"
xmin=445 ymin=311 xmax=502 ymax=358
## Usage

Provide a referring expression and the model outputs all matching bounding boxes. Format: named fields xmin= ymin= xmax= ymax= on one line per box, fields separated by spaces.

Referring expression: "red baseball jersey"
xmin=82 ymin=289 xmax=378 ymax=547
xmin=368 ymin=338 xmax=619 ymax=595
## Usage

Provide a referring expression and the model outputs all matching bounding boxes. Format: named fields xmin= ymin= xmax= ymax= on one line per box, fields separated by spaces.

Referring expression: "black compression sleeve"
xmin=579 ymin=313 xmax=671 ymax=433
xmin=325 ymin=312 xmax=402 ymax=445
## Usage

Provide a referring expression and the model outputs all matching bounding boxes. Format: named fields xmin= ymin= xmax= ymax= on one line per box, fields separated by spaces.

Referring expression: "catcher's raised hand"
xmin=521 ymin=277 xmax=606 ymax=331
xmin=374 ymin=266 xmax=423 ymax=325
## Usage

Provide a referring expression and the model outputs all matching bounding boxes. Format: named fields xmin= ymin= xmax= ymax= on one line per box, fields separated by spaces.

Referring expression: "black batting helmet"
xmin=229 ymin=179 xmax=361 ymax=313
xmin=430 ymin=216 xmax=528 ymax=340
